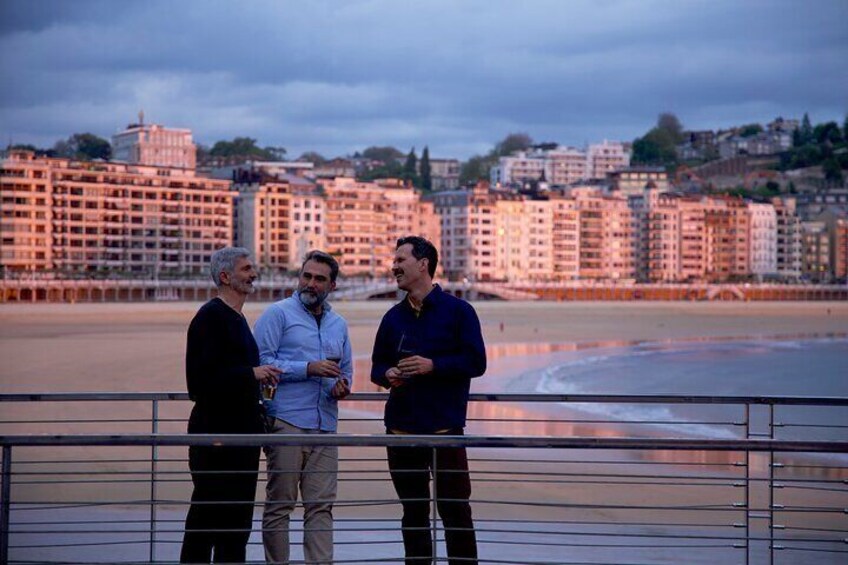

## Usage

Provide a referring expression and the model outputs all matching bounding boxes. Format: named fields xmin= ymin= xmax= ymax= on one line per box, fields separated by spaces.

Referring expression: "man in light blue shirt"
xmin=254 ymin=250 xmax=352 ymax=565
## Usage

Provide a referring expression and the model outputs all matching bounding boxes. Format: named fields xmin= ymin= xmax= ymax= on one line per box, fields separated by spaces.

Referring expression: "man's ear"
xmin=330 ymin=280 xmax=337 ymax=292
xmin=218 ymin=270 xmax=231 ymax=285
xmin=420 ymin=258 xmax=429 ymax=274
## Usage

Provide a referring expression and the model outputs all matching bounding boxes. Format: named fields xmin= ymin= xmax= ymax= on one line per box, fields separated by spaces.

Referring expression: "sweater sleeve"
xmin=185 ymin=306 xmax=257 ymax=402
xmin=370 ymin=315 xmax=395 ymax=389
xmin=430 ymin=301 xmax=487 ymax=380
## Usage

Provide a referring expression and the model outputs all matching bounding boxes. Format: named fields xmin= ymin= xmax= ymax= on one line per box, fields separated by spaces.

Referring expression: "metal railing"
xmin=1 ymin=392 xmax=847 ymax=564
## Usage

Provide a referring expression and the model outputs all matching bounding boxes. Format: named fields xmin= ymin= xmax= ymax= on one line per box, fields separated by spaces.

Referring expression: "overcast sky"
xmin=1 ymin=0 xmax=846 ymax=160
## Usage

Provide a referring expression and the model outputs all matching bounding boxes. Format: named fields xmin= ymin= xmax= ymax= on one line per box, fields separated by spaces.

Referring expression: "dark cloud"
xmin=1 ymin=0 xmax=846 ymax=158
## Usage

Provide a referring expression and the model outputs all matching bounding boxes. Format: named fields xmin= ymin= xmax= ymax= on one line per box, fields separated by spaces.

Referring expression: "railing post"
xmin=149 ymin=399 xmax=159 ymax=563
xmin=767 ymin=403 xmax=775 ymax=565
xmin=431 ymin=447 xmax=438 ymax=565
xmin=743 ymin=403 xmax=750 ymax=565
xmin=1 ymin=445 xmax=12 ymax=565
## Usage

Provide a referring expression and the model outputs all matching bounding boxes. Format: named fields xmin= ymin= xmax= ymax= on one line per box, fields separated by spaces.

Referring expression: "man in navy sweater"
xmin=371 ymin=236 xmax=486 ymax=565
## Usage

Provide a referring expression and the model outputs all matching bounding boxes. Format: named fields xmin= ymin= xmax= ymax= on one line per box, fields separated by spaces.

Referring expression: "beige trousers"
xmin=262 ymin=419 xmax=337 ymax=565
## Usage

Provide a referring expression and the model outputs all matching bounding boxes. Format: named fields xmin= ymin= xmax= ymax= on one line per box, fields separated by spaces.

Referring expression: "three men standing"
xmin=371 ymin=236 xmax=487 ymax=565
xmin=181 ymin=247 xmax=281 ymax=563
xmin=254 ymin=250 xmax=353 ymax=565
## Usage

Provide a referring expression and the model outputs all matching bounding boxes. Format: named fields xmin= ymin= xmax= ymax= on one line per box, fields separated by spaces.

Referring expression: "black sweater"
xmin=371 ymin=285 xmax=487 ymax=433
xmin=185 ymin=297 xmax=263 ymax=434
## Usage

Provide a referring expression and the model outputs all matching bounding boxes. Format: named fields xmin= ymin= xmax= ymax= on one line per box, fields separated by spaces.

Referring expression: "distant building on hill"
xmin=111 ymin=112 xmax=196 ymax=169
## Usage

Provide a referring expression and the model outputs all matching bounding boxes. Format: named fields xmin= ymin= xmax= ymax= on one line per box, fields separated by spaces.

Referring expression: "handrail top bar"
xmin=1 ymin=433 xmax=847 ymax=453
xmin=1 ymin=392 xmax=848 ymax=406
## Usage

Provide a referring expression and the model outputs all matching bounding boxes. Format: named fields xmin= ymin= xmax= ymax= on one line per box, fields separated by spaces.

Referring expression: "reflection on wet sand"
xmin=350 ymin=337 xmax=847 ymax=481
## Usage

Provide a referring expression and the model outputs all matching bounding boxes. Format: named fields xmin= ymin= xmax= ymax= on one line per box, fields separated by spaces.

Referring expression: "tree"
xmin=264 ymin=146 xmax=287 ymax=160
xmin=402 ymin=147 xmax=419 ymax=186
xmin=657 ymin=113 xmax=684 ymax=143
xmin=843 ymin=114 xmax=848 ymax=142
xmin=823 ymin=158 xmax=844 ymax=183
xmin=358 ymin=160 xmax=403 ymax=181
xmin=632 ymin=127 xmax=677 ymax=168
xmin=361 ymin=146 xmax=404 ymax=164
xmin=208 ymin=137 xmax=278 ymax=160
xmin=52 ymin=133 xmax=112 ymax=160
xmin=420 ymin=146 xmax=432 ymax=191
xmin=196 ymin=144 xmax=210 ymax=164
xmin=533 ymin=142 xmax=558 ymax=151
xmin=298 ymin=151 xmax=327 ymax=165
xmin=800 ymin=112 xmax=813 ymax=145
xmin=631 ymin=113 xmax=686 ymax=170
xmin=459 ymin=155 xmax=491 ymax=185
xmin=814 ymin=122 xmax=842 ymax=144
xmin=739 ymin=123 xmax=764 ymax=137
xmin=493 ymin=133 xmax=532 ymax=157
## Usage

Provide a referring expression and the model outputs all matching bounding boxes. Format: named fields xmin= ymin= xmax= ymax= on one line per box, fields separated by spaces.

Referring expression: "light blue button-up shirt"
xmin=253 ymin=292 xmax=353 ymax=432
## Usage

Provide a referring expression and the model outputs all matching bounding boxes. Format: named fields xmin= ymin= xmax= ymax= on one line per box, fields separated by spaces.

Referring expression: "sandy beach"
xmin=2 ymin=300 xmax=846 ymax=394
xmin=1 ymin=299 xmax=846 ymax=564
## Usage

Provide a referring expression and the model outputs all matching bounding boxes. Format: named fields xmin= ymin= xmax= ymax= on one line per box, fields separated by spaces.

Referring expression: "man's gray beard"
xmin=233 ymin=280 xmax=256 ymax=294
xmin=299 ymin=290 xmax=326 ymax=308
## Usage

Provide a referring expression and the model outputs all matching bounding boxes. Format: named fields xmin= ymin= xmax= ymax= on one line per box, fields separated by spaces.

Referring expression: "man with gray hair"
xmin=180 ymin=247 xmax=281 ymax=564
xmin=255 ymin=250 xmax=353 ymax=565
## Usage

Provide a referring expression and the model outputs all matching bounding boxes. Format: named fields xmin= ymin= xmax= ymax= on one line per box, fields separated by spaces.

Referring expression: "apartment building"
xmin=1 ymin=150 xmax=232 ymax=275
xmin=703 ymin=197 xmax=749 ymax=282
xmin=801 ymin=221 xmax=830 ymax=282
xmin=380 ymin=179 xmax=442 ymax=274
xmin=234 ymin=180 xmax=292 ymax=272
xmin=644 ymin=191 xmax=682 ymax=282
xmin=772 ymin=197 xmax=802 ymax=280
xmin=289 ymin=187 xmax=327 ymax=271
xmin=493 ymin=196 xmax=525 ymax=281
xmin=587 ymin=140 xmax=631 ymax=180
xmin=550 ymin=195 xmax=580 ymax=280
xmin=748 ymin=202 xmax=778 ymax=278
xmin=571 ymin=187 xmax=635 ymax=280
xmin=523 ymin=198 xmax=555 ymax=279
xmin=609 ymin=167 xmax=670 ymax=196
xmin=428 ymin=159 xmax=461 ymax=191
xmin=544 ymin=146 xmax=588 ymax=186
xmin=320 ymin=178 xmax=391 ymax=277
xmin=490 ymin=152 xmax=546 ymax=188
xmin=431 ymin=184 xmax=500 ymax=281
xmin=112 ymin=117 xmax=196 ymax=169
xmin=835 ymin=216 xmax=848 ymax=282
xmin=816 ymin=209 xmax=848 ymax=282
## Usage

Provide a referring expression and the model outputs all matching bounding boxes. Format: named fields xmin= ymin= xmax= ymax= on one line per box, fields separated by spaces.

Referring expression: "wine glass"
xmin=323 ymin=341 xmax=343 ymax=366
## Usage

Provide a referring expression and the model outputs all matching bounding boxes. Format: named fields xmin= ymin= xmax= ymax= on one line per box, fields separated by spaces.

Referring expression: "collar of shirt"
xmin=404 ymin=284 xmax=441 ymax=317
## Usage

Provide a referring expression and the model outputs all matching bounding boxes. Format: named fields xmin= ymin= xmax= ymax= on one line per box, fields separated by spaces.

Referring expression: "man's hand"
xmin=385 ymin=367 xmax=408 ymax=388
xmin=397 ymin=355 xmax=434 ymax=377
xmin=253 ymin=365 xmax=282 ymax=384
xmin=307 ymin=360 xmax=342 ymax=378
xmin=331 ymin=379 xmax=351 ymax=399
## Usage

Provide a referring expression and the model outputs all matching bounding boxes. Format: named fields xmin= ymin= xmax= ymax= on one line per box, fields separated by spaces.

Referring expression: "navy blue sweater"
xmin=370 ymin=285 xmax=486 ymax=433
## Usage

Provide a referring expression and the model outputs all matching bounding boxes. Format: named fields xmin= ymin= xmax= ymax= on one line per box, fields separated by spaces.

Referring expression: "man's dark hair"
xmin=301 ymin=250 xmax=340 ymax=282
xmin=397 ymin=236 xmax=438 ymax=278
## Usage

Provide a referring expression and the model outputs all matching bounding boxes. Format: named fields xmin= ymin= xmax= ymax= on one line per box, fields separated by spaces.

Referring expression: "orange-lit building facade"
xmin=1 ymin=151 xmax=231 ymax=275
xmin=233 ymin=180 xmax=292 ymax=272
xmin=319 ymin=178 xmax=439 ymax=277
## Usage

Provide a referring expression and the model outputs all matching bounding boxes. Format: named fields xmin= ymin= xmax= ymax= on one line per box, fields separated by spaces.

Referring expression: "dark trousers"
xmin=387 ymin=430 xmax=478 ymax=565
xmin=180 ymin=445 xmax=260 ymax=563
